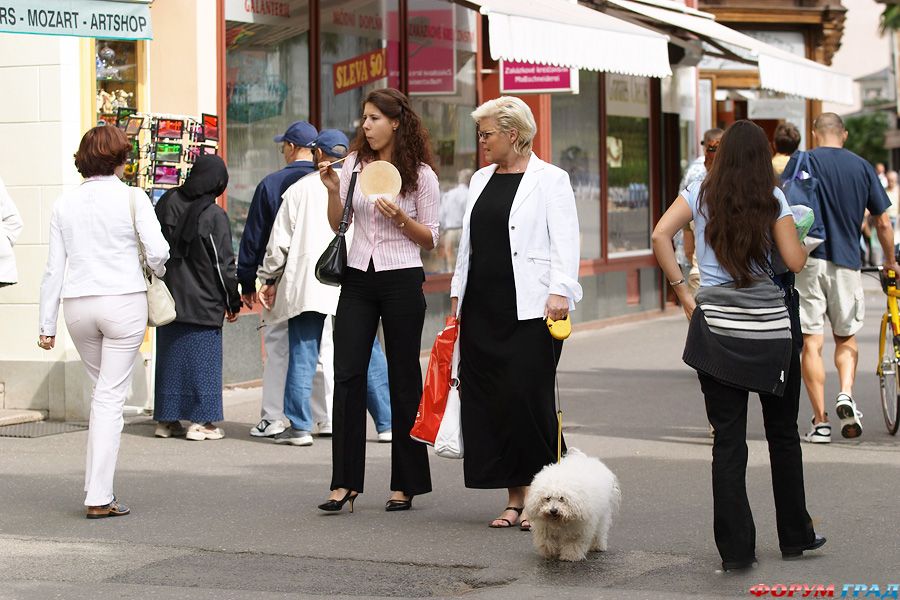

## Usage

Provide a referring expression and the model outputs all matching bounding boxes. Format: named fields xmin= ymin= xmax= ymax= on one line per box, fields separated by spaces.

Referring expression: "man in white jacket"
xmin=0 ymin=175 xmax=23 ymax=287
xmin=258 ymin=130 xmax=392 ymax=446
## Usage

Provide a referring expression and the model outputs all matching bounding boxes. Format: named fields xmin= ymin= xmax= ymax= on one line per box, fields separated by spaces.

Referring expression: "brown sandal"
xmin=489 ymin=506 xmax=523 ymax=528
xmin=519 ymin=518 xmax=532 ymax=531
xmin=86 ymin=496 xmax=130 ymax=519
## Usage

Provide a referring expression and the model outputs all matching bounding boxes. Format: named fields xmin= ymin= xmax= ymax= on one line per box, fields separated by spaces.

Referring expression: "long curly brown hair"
xmin=698 ymin=120 xmax=780 ymax=288
xmin=350 ymin=88 xmax=435 ymax=196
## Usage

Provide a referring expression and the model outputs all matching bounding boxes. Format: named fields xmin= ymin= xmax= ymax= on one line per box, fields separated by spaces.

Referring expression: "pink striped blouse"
xmin=341 ymin=152 xmax=441 ymax=271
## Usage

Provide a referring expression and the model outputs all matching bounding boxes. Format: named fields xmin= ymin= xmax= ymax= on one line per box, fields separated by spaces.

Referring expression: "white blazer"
xmin=39 ymin=176 xmax=169 ymax=336
xmin=257 ymin=171 xmax=342 ymax=324
xmin=0 ymin=176 xmax=23 ymax=284
xmin=450 ymin=153 xmax=583 ymax=320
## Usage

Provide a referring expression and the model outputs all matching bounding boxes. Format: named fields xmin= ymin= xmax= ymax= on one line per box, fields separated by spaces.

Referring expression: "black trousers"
xmin=330 ymin=263 xmax=432 ymax=496
xmin=698 ymin=349 xmax=815 ymax=563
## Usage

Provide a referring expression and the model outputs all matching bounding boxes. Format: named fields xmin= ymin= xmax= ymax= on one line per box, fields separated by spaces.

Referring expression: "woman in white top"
xmin=38 ymin=125 xmax=169 ymax=519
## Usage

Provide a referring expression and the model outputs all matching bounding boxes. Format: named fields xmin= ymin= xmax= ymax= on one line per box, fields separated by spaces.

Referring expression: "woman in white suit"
xmin=39 ymin=125 xmax=169 ymax=519
xmin=450 ymin=97 xmax=582 ymax=530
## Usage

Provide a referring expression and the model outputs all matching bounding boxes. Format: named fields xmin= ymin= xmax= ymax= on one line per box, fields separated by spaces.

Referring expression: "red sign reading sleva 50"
xmin=333 ymin=48 xmax=388 ymax=95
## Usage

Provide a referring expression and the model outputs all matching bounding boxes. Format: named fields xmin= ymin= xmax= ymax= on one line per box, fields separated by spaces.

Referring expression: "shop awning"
xmin=457 ymin=0 xmax=672 ymax=78
xmin=0 ymin=0 xmax=152 ymax=40
xmin=600 ymin=0 xmax=853 ymax=104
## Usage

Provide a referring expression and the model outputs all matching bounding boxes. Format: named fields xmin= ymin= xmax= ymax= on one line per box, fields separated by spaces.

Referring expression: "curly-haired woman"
xmin=318 ymin=88 xmax=439 ymax=513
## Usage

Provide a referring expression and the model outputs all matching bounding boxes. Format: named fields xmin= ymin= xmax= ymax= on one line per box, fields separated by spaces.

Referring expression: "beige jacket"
xmin=257 ymin=171 xmax=343 ymax=324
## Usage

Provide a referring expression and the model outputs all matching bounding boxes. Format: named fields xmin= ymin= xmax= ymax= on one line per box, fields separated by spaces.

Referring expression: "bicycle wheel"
xmin=879 ymin=321 xmax=900 ymax=435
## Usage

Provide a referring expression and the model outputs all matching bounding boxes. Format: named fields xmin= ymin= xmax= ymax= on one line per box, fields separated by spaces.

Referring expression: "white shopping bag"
xmin=434 ymin=339 xmax=463 ymax=459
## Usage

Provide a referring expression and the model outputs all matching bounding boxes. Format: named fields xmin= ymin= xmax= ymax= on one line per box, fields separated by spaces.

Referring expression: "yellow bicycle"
xmin=863 ymin=266 xmax=900 ymax=435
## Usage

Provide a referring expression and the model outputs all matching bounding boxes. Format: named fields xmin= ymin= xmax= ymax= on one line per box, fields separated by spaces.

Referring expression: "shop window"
xmin=95 ymin=40 xmax=139 ymax=126
xmin=225 ymin=2 xmax=311 ymax=252
xmin=606 ymin=74 xmax=651 ymax=256
xmin=406 ymin=0 xmax=478 ymax=274
xmin=551 ymin=71 xmax=601 ymax=260
xmin=320 ymin=0 xmax=400 ymax=137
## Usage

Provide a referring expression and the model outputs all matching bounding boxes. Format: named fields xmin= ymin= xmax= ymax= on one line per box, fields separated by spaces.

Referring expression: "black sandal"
xmin=489 ymin=506 xmax=523 ymax=528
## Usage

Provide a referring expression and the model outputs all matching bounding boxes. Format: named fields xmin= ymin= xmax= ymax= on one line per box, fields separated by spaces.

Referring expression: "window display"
xmin=606 ymin=74 xmax=651 ymax=256
xmin=552 ymin=71 xmax=601 ymax=260
xmin=407 ymin=0 xmax=478 ymax=274
xmin=225 ymin=1 xmax=312 ymax=253
xmin=95 ymin=39 xmax=138 ymax=126
xmin=320 ymin=0 xmax=399 ymax=138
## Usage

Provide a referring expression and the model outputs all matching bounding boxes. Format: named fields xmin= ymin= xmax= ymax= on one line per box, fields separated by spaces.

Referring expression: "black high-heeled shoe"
xmin=385 ymin=495 xmax=414 ymax=512
xmin=318 ymin=489 xmax=358 ymax=513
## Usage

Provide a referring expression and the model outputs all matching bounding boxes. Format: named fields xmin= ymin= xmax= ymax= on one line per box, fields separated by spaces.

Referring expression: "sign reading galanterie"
xmin=0 ymin=0 xmax=152 ymax=40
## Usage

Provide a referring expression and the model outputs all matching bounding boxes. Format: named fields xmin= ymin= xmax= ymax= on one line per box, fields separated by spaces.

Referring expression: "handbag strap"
xmin=788 ymin=150 xmax=808 ymax=182
xmin=337 ymin=158 xmax=361 ymax=236
xmin=128 ymin=188 xmax=150 ymax=278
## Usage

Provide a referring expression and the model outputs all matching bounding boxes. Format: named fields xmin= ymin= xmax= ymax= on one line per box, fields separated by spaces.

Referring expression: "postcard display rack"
xmin=117 ymin=111 xmax=220 ymax=204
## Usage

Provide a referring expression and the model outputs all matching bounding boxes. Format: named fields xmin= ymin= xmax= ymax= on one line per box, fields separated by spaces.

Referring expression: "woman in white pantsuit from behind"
xmin=38 ymin=125 xmax=169 ymax=519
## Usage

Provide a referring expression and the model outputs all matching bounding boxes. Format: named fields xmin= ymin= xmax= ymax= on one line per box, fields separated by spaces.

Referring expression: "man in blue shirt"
xmin=783 ymin=113 xmax=897 ymax=443
xmin=239 ymin=120 xmax=318 ymax=438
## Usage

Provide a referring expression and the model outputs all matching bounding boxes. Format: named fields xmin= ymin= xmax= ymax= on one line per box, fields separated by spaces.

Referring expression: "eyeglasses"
xmin=705 ymin=142 xmax=719 ymax=153
xmin=477 ymin=129 xmax=498 ymax=141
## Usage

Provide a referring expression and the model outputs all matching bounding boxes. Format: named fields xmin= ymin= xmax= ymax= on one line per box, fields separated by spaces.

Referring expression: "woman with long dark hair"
xmin=652 ymin=120 xmax=824 ymax=571
xmin=318 ymin=88 xmax=440 ymax=513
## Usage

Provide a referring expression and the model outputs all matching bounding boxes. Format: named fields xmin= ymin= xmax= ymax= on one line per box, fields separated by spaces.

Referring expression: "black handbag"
xmin=315 ymin=161 xmax=359 ymax=286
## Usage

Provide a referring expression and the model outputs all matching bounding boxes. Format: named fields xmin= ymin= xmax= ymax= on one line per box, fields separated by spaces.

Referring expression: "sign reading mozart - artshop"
xmin=0 ymin=0 xmax=152 ymax=40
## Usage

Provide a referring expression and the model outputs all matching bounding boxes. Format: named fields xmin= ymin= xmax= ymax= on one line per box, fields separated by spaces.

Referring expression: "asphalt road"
xmin=1 ymin=277 xmax=898 ymax=599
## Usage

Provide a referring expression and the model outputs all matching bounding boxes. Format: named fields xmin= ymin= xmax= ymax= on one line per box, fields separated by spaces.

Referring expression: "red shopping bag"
xmin=410 ymin=316 xmax=459 ymax=445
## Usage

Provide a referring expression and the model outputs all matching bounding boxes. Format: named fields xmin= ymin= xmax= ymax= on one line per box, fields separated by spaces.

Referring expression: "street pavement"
xmin=1 ymin=276 xmax=899 ymax=599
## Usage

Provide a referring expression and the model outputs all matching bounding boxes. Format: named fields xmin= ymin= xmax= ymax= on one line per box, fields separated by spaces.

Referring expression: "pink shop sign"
xmin=500 ymin=60 xmax=579 ymax=94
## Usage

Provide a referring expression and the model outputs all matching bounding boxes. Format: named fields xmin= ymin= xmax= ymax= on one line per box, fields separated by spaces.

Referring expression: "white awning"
xmin=0 ymin=0 xmax=152 ymax=40
xmin=603 ymin=0 xmax=853 ymax=104
xmin=462 ymin=0 xmax=672 ymax=78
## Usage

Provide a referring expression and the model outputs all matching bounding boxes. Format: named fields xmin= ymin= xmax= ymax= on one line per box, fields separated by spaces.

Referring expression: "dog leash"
xmin=547 ymin=319 xmax=565 ymax=464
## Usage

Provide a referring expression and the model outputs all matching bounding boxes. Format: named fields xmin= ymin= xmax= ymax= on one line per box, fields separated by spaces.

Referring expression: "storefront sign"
xmin=407 ymin=8 xmax=456 ymax=95
xmin=500 ymin=60 xmax=578 ymax=94
xmin=333 ymin=48 xmax=388 ymax=95
xmin=0 ymin=0 xmax=152 ymax=40
xmin=225 ymin=0 xmax=291 ymax=25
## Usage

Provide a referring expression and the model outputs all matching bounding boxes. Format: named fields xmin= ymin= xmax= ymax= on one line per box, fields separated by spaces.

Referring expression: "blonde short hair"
xmin=471 ymin=96 xmax=537 ymax=156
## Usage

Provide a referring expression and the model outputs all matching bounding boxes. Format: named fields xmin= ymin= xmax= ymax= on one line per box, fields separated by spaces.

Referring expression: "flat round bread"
xmin=359 ymin=160 xmax=402 ymax=200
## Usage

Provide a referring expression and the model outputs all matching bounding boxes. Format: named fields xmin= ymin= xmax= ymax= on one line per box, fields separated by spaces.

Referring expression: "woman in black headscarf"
xmin=153 ymin=155 xmax=241 ymax=441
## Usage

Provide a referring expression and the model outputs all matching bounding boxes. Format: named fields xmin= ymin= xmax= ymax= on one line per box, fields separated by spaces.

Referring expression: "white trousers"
xmin=64 ymin=293 xmax=147 ymax=507
xmin=311 ymin=316 xmax=335 ymax=427
xmin=260 ymin=315 xmax=288 ymax=422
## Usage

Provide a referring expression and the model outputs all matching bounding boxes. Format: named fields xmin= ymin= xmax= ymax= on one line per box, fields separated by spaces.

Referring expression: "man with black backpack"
xmin=783 ymin=113 xmax=897 ymax=443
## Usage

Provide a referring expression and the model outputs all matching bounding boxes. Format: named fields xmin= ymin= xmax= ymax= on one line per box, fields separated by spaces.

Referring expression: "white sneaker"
xmin=377 ymin=430 xmax=392 ymax=443
xmin=803 ymin=418 xmax=831 ymax=443
xmin=250 ymin=419 xmax=285 ymax=438
xmin=154 ymin=421 xmax=186 ymax=438
xmin=835 ymin=394 xmax=863 ymax=439
xmin=186 ymin=423 xmax=225 ymax=441
xmin=315 ymin=422 xmax=333 ymax=437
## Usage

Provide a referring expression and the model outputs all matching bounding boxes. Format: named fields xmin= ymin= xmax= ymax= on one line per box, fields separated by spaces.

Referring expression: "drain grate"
xmin=0 ymin=422 xmax=87 ymax=438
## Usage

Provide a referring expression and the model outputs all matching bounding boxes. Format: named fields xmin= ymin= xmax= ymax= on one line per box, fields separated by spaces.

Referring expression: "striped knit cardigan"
xmin=682 ymin=278 xmax=793 ymax=397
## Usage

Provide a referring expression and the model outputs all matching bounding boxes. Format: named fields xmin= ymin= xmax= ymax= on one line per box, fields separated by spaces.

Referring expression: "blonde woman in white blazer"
xmin=449 ymin=97 xmax=582 ymax=531
xmin=38 ymin=126 xmax=169 ymax=519
xmin=0 ymin=175 xmax=23 ymax=287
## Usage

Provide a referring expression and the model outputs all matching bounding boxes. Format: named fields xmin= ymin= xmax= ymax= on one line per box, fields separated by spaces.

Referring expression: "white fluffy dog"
xmin=525 ymin=448 xmax=621 ymax=562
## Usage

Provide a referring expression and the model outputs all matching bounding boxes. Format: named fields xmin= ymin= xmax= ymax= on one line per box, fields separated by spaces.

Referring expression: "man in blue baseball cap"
xmin=239 ymin=120 xmax=318 ymax=439
xmin=255 ymin=129 xmax=393 ymax=446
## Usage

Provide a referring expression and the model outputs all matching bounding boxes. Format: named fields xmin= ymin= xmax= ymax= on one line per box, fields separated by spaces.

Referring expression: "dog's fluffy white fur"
xmin=525 ymin=448 xmax=621 ymax=562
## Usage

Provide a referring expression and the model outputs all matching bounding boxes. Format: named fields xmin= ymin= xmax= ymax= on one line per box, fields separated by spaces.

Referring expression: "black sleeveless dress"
xmin=459 ymin=172 xmax=564 ymax=489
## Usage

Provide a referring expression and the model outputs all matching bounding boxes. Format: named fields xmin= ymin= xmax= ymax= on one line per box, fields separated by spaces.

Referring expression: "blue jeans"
xmin=284 ymin=312 xmax=326 ymax=432
xmin=367 ymin=338 xmax=391 ymax=433
xmin=286 ymin=312 xmax=391 ymax=433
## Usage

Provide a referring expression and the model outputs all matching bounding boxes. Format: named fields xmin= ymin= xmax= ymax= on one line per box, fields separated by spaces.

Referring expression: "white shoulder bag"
xmin=129 ymin=189 xmax=176 ymax=327
xmin=434 ymin=338 xmax=464 ymax=459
